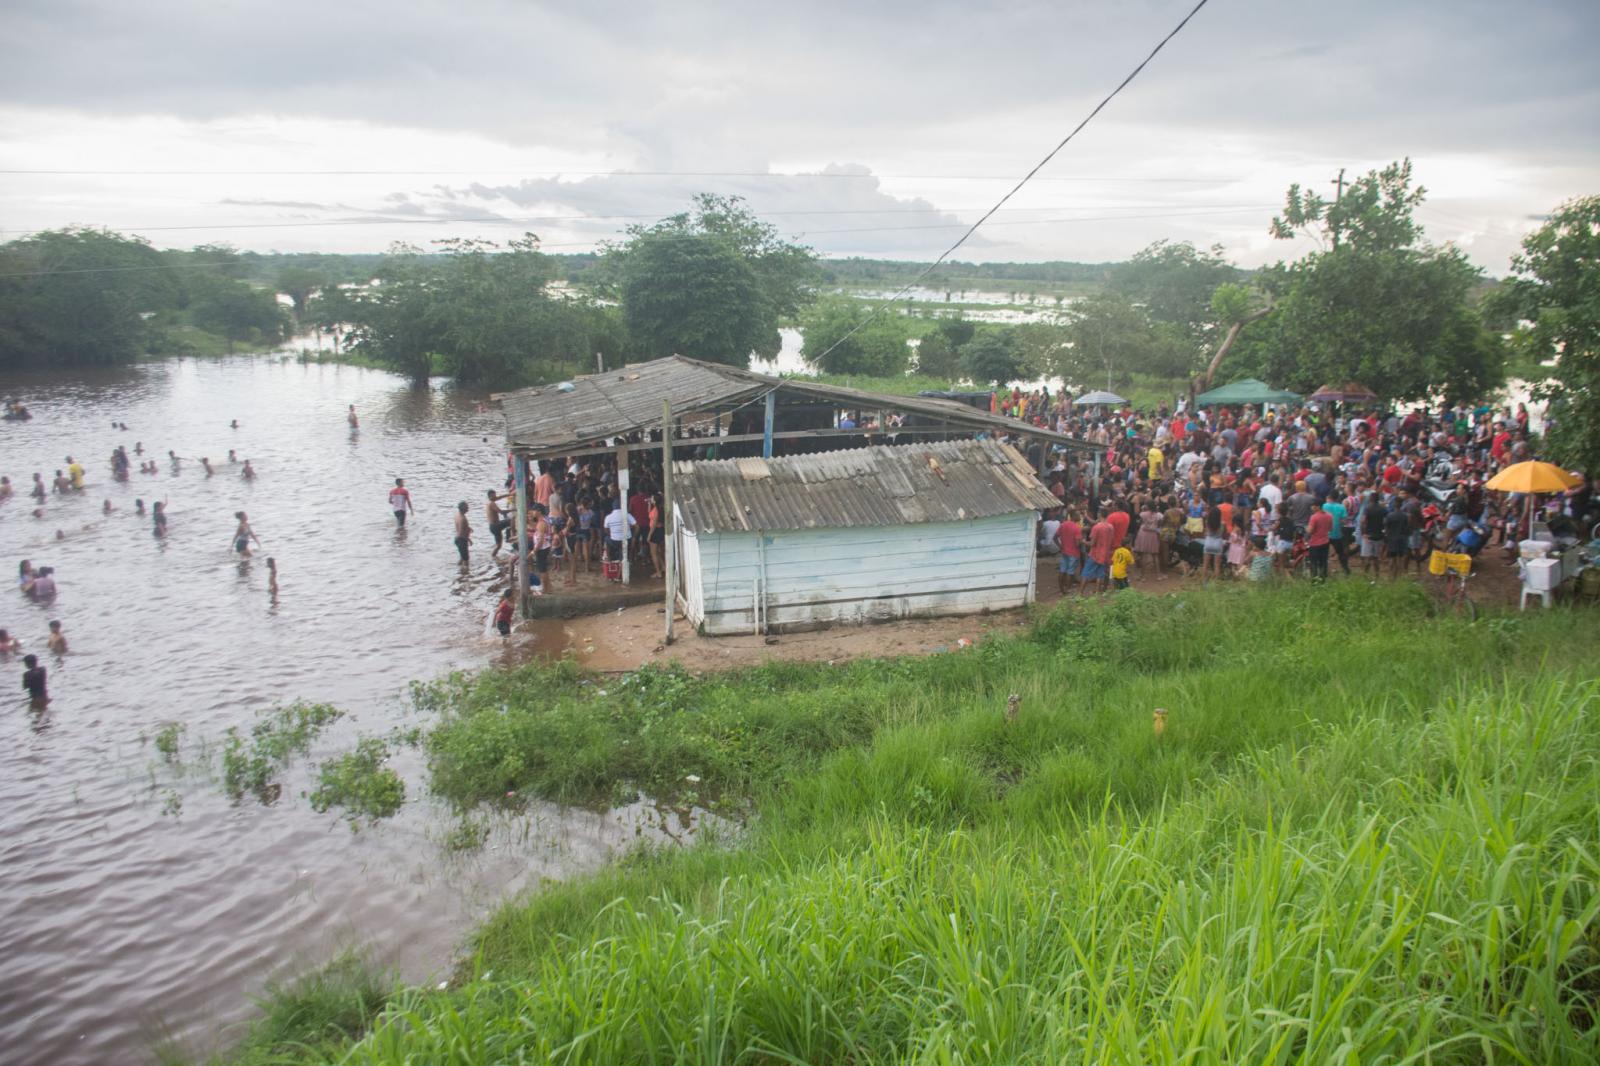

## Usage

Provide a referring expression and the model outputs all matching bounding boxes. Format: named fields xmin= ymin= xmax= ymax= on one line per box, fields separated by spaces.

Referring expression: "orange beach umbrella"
xmin=1483 ymin=461 xmax=1581 ymax=494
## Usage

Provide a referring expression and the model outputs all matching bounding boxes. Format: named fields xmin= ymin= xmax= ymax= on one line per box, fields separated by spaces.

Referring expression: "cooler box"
xmin=1524 ymin=557 xmax=1560 ymax=592
xmin=1520 ymin=540 xmax=1555 ymax=560
xmin=603 ymin=560 xmax=622 ymax=582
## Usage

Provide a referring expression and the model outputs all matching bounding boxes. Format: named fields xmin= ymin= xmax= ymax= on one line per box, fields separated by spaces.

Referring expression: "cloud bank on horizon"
xmin=1 ymin=0 xmax=1594 ymax=272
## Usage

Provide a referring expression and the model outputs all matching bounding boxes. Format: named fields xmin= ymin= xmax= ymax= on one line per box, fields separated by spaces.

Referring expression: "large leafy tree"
xmin=800 ymin=296 xmax=911 ymax=376
xmin=0 ymin=227 xmax=180 ymax=369
xmin=187 ymin=272 xmax=289 ymax=351
xmin=1109 ymin=240 xmax=1240 ymax=348
xmin=328 ymin=235 xmax=620 ymax=387
xmin=275 ymin=266 xmax=328 ymax=322
xmin=1227 ymin=160 xmax=1504 ymax=403
xmin=1057 ymin=291 xmax=1193 ymax=390
xmin=961 ymin=328 xmax=1026 ymax=388
xmin=606 ymin=195 xmax=817 ymax=366
xmin=1490 ymin=195 xmax=1600 ymax=471
xmin=330 ymin=244 xmax=447 ymax=385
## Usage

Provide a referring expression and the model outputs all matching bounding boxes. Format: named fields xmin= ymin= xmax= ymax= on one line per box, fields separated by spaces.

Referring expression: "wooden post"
xmin=762 ymin=391 xmax=776 ymax=458
xmin=514 ymin=455 xmax=530 ymax=617
xmin=662 ymin=399 xmax=676 ymax=645
xmin=617 ymin=445 xmax=631 ymax=586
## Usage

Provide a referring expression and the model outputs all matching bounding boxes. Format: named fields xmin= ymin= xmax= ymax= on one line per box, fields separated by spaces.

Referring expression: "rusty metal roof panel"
xmin=673 ymin=439 xmax=1058 ymax=534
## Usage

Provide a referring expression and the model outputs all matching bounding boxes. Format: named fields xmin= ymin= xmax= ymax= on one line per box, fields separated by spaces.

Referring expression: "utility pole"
xmin=662 ymin=399 xmax=676 ymax=646
xmin=1330 ymin=167 xmax=1346 ymax=249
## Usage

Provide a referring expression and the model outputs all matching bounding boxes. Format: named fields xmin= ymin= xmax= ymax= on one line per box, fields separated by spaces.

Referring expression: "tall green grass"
xmin=241 ymin=584 xmax=1600 ymax=1062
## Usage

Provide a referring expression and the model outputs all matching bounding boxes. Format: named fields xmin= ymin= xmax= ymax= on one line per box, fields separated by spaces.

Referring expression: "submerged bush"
xmin=310 ymin=738 xmax=405 ymax=826
xmin=219 ymin=701 xmax=343 ymax=803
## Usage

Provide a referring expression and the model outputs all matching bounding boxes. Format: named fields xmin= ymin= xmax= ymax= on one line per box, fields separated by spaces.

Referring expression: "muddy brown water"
xmin=0 ymin=355 xmax=700 ymax=1064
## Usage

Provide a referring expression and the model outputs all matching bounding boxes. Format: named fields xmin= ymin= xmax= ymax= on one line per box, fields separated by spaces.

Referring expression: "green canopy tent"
xmin=1194 ymin=378 xmax=1303 ymax=407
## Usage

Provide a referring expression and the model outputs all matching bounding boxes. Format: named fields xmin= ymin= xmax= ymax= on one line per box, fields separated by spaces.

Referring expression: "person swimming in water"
xmin=46 ymin=620 xmax=67 ymax=654
xmin=152 ymin=500 xmax=168 ymax=536
xmin=200 ymin=457 xmax=213 ymax=477
xmin=241 ymin=459 xmax=256 ymax=481
xmin=227 ymin=449 xmax=238 ymax=464
xmin=347 ymin=404 xmax=359 ymax=430
xmin=231 ymin=511 xmax=260 ymax=556
xmin=266 ymin=557 xmax=279 ymax=599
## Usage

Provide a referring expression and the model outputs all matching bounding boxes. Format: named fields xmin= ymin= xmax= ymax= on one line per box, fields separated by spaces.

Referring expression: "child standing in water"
xmin=46 ymin=620 xmax=67 ymax=653
xmin=266 ymin=557 xmax=279 ymax=600
xmin=494 ymin=589 xmax=515 ymax=637
xmin=231 ymin=512 xmax=260 ymax=556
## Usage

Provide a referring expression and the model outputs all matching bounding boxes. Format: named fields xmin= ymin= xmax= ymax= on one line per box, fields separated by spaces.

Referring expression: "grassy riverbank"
xmin=225 ymin=582 xmax=1600 ymax=1063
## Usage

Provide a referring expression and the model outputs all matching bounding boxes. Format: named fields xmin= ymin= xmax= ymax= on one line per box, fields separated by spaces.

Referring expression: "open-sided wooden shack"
xmin=499 ymin=355 xmax=1098 ymax=624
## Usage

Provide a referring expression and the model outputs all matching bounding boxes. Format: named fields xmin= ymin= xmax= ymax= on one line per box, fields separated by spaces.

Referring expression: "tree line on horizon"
xmin=0 ymin=167 xmax=1595 ymax=470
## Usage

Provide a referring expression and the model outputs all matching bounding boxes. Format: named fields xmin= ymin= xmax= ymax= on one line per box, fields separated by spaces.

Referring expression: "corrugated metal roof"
xmin=501 ymin=355 xmax=1098 ymax=454
xmin=501 ymin=356 xmax=767 ymax=452
xmin=673 ymin=439 xmax=1060 ymax=534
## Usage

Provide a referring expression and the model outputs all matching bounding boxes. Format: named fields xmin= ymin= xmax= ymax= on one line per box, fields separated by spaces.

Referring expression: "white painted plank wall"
xmin=693 ymin=513 xmax=1037 ymax=635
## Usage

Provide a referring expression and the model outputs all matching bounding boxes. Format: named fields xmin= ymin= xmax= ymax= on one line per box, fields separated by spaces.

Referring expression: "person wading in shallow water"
xmin=389 ymin=478 xmax=414 ymax=527
xmin=453 ymin=501 xmax=473 ymax=563
xmin=485 ymin=488 xmax=513 ymax=553
xmin=22 ymin=653 xmax=47 ymax=706
xmin=347 ymin=404 xmax=359 ymax=430
xmin=231 ymin=511 xmax=261 ymax=556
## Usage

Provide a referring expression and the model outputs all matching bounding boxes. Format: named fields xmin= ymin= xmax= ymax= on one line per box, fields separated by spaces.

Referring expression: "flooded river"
xmin=0 ymin=355 xmax=690 ymax=1063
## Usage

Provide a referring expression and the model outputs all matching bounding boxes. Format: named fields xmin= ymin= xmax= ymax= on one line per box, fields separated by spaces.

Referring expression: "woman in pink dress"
xmin=1134 ymin=507 xmax=1163 ymax=573
xmin=1227 ymin=513 xmax=1250 ymax=575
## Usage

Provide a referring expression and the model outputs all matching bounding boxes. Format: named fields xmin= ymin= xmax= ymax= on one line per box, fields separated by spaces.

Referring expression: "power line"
xmin=0 ymin=167 xmax=1240 ymax=183
xmin=0 ymin=206 xmax=1270 ymax=280
xmin=0 ymin=202 xmax=1272 ymax=238
xmin=809 ymin=0 xmax=1213 ymax=367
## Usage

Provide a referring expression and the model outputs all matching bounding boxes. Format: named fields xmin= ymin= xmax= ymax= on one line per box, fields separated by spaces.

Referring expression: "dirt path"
xmin=514 ymin=548 xmax=1533 ymax=675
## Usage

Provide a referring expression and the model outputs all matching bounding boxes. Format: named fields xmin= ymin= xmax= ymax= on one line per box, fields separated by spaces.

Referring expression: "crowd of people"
xmin=447 ymin=442 xmax=674 ymax=607
xmin=6 ymin=415 xmax=280 ymax=708
xmin=1011 ymin=388 xmax=1595 ymax=596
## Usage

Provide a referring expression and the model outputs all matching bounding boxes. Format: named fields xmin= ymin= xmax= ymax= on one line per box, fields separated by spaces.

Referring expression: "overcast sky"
xmin=1 ymin=0 xmax=1594 ymax=273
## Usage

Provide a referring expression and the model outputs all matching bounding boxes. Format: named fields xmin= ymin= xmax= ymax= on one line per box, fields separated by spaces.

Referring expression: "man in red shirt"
xmin=1106 ymin=503 xmax=1130 ymax=548
xmin=1490 ymin=427 xmax=1511 ymax=466
xmin=1056 ymin=509 xmax=1083 ymax=594
xmin=1084 ymin=513 xmax=1116 ymax=595
xmin=1306 ymin=505 xmax=1333 ymax=581
xmin=628 ymin=487 xmax=650 ymax=560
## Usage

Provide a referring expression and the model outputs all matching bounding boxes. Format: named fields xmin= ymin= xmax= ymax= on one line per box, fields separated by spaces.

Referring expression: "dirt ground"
xmin=516 ymin=544 xmax=1538 ymax=675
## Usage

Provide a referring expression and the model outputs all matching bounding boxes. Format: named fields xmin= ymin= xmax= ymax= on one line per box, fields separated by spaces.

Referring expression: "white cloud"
xmin=0 ymin=0 xmax=1593 ymax=269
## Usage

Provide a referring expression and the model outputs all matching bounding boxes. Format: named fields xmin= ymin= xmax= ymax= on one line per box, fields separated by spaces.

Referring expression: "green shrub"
xmin=309 ymin=738 xmax=405 ymax=825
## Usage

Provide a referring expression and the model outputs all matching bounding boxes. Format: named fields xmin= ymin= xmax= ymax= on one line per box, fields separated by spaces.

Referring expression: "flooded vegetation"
xmin=228 ymin=582 xmax=1600 ymax=1062
xmin=0 ymin=355 xmax=716 ymax=1063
